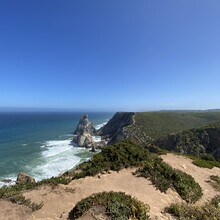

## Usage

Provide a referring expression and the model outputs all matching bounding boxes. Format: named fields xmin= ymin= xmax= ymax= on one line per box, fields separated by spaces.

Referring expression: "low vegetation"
xmin=68 ymin=191 xmax=150 ymax=220
xmin=0 ymin=140 xmax=204 ymax=212
xmin=134 ymin=111 xmax=220 ymax=139
xmin=0 ymin=176 xmax=71 ymax=211
xmin=69 ymin=141 xmax=202 ymax=203
xmin=0 ymin=183 xmax=43 ymax=211
xmin=165 ymin=195 xmax=220 ymax=219
xmin=135 ymin=155 xmax=202 ymax=203
xmin=156 ymin=121 xmax=220 ymax=161
xmin=179 ymin=153 xmax=220 ymax=169
xmin=69 ymin=140 xmax=150 ymax=179
xmin=208 ymin=175 xmax=220 ymax=191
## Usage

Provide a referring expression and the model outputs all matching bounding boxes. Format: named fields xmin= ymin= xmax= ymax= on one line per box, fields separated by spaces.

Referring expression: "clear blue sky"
xmin=0 ymin=0 xmax=220 ymax=111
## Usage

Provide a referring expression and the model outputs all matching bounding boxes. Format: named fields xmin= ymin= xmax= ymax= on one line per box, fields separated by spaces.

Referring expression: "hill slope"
xmin=99 ymin=111 xmax=220 ymax=145
xmin=157 ymin=122 xmax=220 ymax=160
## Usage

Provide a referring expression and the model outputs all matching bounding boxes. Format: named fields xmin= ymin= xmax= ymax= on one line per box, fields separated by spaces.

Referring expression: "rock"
xmin=97 ymin=112 xmax=135 ymax=144
xmin=16 ymin=172 xmax=36 ymax=185
xmin=74 ymin=114 xmax=96 ymax=135
xmin=73 ymin=114 xmax=96 ymax=147
xmin=2 ymin=179 xmax=12 ymax=183
xmin=74 ymin=131 xmax=94 ymax=147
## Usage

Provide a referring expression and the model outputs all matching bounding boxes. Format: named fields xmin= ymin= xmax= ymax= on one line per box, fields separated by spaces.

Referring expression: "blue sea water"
xmin=0 ymin=112 xmax=113 ymax=187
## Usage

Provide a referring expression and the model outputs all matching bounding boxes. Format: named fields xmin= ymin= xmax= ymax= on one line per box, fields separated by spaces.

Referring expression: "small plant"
xmin=208 ymin=175 xmax=220 ymax=191
xmin=0 ymin=176 xmax=71 ymax=211
xmin=0 ymin=184 xmax=43 ymax=211
xmin=68 ymin=191 xmax=150 ymax=220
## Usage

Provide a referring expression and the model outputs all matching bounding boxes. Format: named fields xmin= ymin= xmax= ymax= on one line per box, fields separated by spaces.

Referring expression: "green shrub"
xmin=71 ymin=141 xmax=202 ymax=203
xmin=68 ymin=191 xmax=150 ymax=220
xmin=71 ymin=140 xmax=150 ymax=179
xmin=165 ymin=196 xmax=220 ymax=219
xmin=136 ymin=157 xmax=202 ymax=203
xmin=208 ymin=175 xmax=220 ymax=191
xmin=0 ymin=176 xmax=71 ymax=211
xmin=0 ymin=183 xmax=43 ymax=211
xmin=192 ymin=158 xmax=220 ymax=169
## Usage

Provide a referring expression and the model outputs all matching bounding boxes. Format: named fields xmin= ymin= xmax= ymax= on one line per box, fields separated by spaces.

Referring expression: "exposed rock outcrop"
xmin=74 ymin=131 xmax=94 ymax=148
xmin=74 ymin=114 xmax=96 ymax=135
xmin=98 ymin=112 xmax=135 ymax=144
xmin=16 ymin=172 xmax=36 ymax=185
xmin=73 ymin=114 xmax=96 ymax=147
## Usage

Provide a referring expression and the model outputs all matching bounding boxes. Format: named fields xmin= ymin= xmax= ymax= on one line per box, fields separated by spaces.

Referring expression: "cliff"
xmin=98 ymin=112 xmax=135 ymax=144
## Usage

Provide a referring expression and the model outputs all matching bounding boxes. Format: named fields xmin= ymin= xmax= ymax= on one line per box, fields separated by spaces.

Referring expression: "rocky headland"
xmin=97 ymin=112 xmax=135 ymax=144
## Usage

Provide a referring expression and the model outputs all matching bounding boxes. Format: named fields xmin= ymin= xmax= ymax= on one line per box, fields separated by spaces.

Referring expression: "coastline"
xmin=0 ymin=114 xmax=111 ymax=188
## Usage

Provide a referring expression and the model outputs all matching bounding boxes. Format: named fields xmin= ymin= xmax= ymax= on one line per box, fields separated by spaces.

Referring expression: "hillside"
xmin=99 ymin=111 xmax=220 ymax=146
xmin=156 ymin=121 xmax=220 ymax=160
xmin=133 ymin=111 xmax=220 ymax=139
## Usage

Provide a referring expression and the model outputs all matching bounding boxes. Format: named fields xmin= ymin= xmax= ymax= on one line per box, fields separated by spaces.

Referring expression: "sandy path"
xmin=161 ymin=153 xmax=220 ymax=204
xmin=0 ymin=200 xmax=31 ymax=220
xmin=23 ymin=168 xmax=180 ymax=220
xmin=1 ymin=153 xmax=220 ymax=220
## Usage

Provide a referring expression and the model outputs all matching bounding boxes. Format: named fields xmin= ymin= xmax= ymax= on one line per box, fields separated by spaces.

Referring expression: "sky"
xmin=0 ymin=0 xmax=220 ymax=112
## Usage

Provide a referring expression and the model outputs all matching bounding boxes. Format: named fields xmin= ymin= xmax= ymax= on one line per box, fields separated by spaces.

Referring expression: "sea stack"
xmin=73 ymin=114 xmax=96 ymax=147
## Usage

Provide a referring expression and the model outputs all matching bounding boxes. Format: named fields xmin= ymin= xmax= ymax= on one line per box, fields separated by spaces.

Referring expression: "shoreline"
xmin=0 ymin=119 xmax=109 ymax=188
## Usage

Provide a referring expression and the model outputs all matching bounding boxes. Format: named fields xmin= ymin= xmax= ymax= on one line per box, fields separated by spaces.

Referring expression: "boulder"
xmin=16 ymin=172 xmax=36 ymax=185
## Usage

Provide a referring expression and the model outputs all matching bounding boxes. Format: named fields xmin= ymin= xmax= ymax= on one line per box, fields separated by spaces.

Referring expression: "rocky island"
xmin=73 ymin=114 xmax=96 ymax=147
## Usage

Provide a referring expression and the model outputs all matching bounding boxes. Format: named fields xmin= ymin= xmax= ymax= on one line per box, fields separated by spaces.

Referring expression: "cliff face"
xmin=156 ymin=123 xmax=220 ymax=160
xmin=98 ymin=112 xmax=135 ymax=144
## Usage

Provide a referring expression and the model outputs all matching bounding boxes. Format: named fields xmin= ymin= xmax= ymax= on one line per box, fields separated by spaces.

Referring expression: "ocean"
xmin=0 ymin=112 xmax=113 ymax=187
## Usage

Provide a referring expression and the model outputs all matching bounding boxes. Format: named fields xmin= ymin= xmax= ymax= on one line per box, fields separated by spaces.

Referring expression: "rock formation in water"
xmin=73 ymin=114 xmax=96 ymax=147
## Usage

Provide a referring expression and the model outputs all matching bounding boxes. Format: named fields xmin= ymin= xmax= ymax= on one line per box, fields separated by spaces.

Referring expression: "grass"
xmin=134 ymin=111 xmax=220 ymax=139
xmin=165 ymin=195 xmax=220 ymax=220
xmin=68 ymin=191 xmax=150 ymax=220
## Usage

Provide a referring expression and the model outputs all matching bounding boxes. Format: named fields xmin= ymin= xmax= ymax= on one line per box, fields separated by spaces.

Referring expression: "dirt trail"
xmin=1 ymin=153 xmax=220 ymax=220
xmin=161 ymin=153 xmax=220 ymax=205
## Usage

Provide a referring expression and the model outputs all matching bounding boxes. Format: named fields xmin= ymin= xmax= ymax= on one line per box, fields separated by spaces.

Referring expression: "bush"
xmin=165 ymin=196 xmax=220 ymax=219
xmin=71 ymin=140 xmax=150 ymax=179
xmin=136 ymin=157 xmax=202 ymax=203
xmin=0 ymin=183 xmax=43 ymax=211
xmin=208 ymin=175 xmax=220 ymax=191
xmin=68 ymin=191 xmax=150 ymax=220
xmin=192 ymin=157 xmax=220 ymax=169
xmin=71 ymin=141 xmax=202 ymax=203
xmin=0 ymin=176 xmax=71 ymax=211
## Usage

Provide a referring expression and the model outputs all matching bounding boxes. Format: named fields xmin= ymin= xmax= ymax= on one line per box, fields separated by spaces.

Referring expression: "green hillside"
xmin=156 ymin=121 xmax=220 ymax=160
xmin=133 ymin=111 xmax=220 ymax=140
